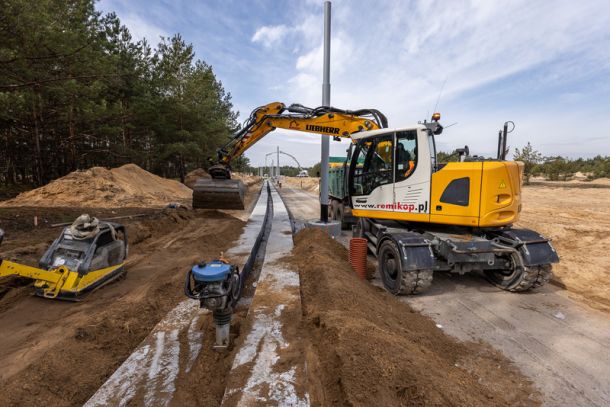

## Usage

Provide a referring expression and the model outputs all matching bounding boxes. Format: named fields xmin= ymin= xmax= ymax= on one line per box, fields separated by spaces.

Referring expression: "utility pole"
xmin=320 ymin=0 xmax=331 ymax=223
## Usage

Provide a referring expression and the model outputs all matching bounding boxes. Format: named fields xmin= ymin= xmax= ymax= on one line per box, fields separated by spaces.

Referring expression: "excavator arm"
xmin=193 ymin=102 xmax=387 ymax=209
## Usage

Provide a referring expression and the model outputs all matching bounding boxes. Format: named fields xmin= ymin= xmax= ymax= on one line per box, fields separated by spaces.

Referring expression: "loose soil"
xmin=232 ymin=172 xmax=262 ymax=188
xmin=291 ymin=228 xmax=540 ymax=406
xmin=0 ymin=207 xmax=246 ymax=406
xmin=184 ymin=168 xmax=211 ymax=189
xmin=0 ymin=164 xmax=192 ymax=208
xmin=518 ymin=184 xmax=610 ymax=312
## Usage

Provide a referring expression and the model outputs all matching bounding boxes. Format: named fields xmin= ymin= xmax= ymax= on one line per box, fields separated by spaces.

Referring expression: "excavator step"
xmin=192 ymin=178 xmax=246 ymax=210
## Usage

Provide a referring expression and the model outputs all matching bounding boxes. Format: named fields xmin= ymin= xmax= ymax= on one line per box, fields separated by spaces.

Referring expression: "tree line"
xmin=0 ymin=0 xmax=238 ymax=187
xmin=304 ymin=145 xmax=608 ymax=183
xmin=513 ymin=143 xmax=609 ymax=183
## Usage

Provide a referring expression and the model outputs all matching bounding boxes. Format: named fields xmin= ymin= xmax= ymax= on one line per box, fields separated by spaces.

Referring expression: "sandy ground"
xmin=279 ymin=182 xmax=610 ymax=406
xmin=292 ymin=228 xmax=539 ymax=406
xmin=517 ymin=186 xmax=610 ymax=312
xmin=0 ymin=206 xmax=250 ymax=406
xmin=0 ymin=171 xmax=606 ymax=406
xmin=282 ymin=175 xmax=319 ymax=193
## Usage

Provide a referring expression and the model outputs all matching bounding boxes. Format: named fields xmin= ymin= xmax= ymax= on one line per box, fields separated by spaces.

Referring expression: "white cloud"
xmin=243 ymin=0 xmax=610 ymax=164
xmin=251 ymin=25 xmax=290 ymax=47
xmin=120 ymin=13 xmax=168 ymax=44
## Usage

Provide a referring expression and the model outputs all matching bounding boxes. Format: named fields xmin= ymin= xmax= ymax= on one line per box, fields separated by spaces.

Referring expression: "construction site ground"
xmin=0 ymin=205 xmax=251 ymax=406
xmin=0 ymin=168 xmax=608 ymax=406
xmin=279 ymin=178 xmax=610 ymax=407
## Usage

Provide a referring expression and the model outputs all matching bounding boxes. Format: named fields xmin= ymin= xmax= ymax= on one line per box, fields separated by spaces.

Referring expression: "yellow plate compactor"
xmin=0 ymin=215 xmax=127 ymax=300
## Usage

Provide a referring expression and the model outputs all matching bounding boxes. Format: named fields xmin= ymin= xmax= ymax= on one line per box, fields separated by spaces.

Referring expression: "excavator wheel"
xmin=485 ymin=263 xmax=553 ymax=292
xmin=378 ymin=239 xmax=433 ymax=295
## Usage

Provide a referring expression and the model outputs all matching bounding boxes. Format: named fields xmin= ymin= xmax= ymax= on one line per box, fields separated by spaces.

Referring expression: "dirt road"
xmin=279 ymin=184 xmax=610 ymax=407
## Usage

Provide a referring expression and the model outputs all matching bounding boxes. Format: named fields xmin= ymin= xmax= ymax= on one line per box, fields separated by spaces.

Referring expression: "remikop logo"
xmin=305 ymin=124 xmax=340 ymax=134
xmin=353 ymin=201 xmax=429 ymax=213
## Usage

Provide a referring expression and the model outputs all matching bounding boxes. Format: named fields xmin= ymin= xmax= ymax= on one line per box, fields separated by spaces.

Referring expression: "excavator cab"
xmin=348 ymin=120 xmax=524 ymax=228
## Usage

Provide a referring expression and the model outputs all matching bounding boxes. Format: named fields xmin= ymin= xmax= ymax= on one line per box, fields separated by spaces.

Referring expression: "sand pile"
xmin=0 ymin=164 xmax=192 ymax=208
xmin=184 ymin=168 xmax=210 ymax=189
xmin=529 ymin=176 xmax=610 ymax=188
xmin=282 ymin=176 xmax=319 ymax=193
xmin=232 ymin=172 xmax=261 ymax=187
xmin=291 ymin=228 xmax=539 ymax=406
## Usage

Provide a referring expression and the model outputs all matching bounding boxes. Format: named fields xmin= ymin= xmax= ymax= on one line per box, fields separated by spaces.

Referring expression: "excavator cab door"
xmin=349 ymin=128 xmax=432 ymax=222
xmin=349 ymin=133 xmax=395 ymax=213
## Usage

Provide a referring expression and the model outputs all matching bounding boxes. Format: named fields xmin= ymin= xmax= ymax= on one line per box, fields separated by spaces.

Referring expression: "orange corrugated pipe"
xmin=349 ymin=237 xmax=368 ymax=280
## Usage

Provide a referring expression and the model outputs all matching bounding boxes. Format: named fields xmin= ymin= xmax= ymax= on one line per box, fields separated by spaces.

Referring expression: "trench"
xmin=85 ymin=182 xmax=276 ymax=407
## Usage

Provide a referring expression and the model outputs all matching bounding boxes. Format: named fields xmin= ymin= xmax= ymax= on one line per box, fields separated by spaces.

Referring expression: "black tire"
xmin=378 ymin=240 xmax=433 ymax=295
xmin=336 ymin=204 xmax=349 ymax=230
xmin=485 ymin=262 xmax=553 ymax=292
xmin=334 ymin=204 xmax=342 ymax=224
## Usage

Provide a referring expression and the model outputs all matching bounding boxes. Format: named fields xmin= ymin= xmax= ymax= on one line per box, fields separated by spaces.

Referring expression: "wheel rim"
xmin=486 ymin=253 xmax=521 ymax=286
xmin=382 ymin=249 xmax=399 ymax=281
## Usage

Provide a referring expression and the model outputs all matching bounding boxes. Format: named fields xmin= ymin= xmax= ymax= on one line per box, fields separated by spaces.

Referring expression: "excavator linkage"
xmin=191 ymin=102 xmax=387 ymax=210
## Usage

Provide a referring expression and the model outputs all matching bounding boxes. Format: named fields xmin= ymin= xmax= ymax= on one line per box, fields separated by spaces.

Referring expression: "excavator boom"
xmin=193 ymin=102 xmax=387 ymax=209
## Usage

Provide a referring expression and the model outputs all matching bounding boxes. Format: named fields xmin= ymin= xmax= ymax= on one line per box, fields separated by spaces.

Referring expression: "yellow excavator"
xmin=194 ymin=102 xmax=559 ymax=294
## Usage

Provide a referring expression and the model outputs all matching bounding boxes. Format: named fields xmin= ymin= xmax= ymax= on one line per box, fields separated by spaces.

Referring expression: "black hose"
xmin=184 ymin=268 xmax=199 ymax=300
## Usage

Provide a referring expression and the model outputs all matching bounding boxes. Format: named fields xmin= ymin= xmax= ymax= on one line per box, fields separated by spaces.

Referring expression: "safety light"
xmin=432 ymin=112 xmax=441 ymax=122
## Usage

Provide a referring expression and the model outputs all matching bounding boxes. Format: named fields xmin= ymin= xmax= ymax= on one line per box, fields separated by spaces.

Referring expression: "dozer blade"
xmin=192 ymin=178 xmax=246 ymax=210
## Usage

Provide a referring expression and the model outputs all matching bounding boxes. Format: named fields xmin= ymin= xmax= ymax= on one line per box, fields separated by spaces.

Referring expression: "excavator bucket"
xmin=192 ymin=178 xmax=246 ymax=210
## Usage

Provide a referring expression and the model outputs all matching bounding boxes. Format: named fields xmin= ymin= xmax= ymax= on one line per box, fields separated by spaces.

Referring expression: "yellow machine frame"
xmin=0 ymin=260 xmax=124 ymax=299
xmin=0 ymin=221 xmax=127 ymax=300
xmin=217 ymin=102 xmax=384 ymax=164
xmin=206 ymin=102 xmax=526 ymax=229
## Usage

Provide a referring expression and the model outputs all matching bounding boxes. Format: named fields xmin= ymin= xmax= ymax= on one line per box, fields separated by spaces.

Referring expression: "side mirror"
xmin=0 ymin=229 xmax=4 ymax=246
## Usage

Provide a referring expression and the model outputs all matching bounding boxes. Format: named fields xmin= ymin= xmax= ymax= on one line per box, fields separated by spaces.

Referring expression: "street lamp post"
xmin=319 ymin=1 xmax=331 ymax=222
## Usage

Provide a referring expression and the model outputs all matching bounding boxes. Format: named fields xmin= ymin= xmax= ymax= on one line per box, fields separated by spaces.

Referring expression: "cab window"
xmin=351 ymin=133 xmax=393 ymax=196
xmin=395 ymin=130 xmax=417 ymax=182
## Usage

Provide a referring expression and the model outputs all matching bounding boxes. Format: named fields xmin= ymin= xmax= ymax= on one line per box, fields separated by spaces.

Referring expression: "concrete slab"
xmin=222 ymin=183 xmax=309 ymax=407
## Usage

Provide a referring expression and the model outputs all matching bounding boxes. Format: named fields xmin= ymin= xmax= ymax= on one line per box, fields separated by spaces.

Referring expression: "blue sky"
xmin=99 ymin=0 xmax=610 ymax=166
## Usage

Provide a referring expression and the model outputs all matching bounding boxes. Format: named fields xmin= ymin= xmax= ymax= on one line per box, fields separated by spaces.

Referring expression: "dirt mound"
xmin=184 ymin=168 xmax=210 ymax=189
xmin=283 ymin=176 xmax=319 ymax=193
xmin=0 ymin=164 xmax=192 ymax=208
xmin=232 ymin=172 xmax=261 ymax=187
xmin=291 ymin=228 xmax=540 ymax=406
